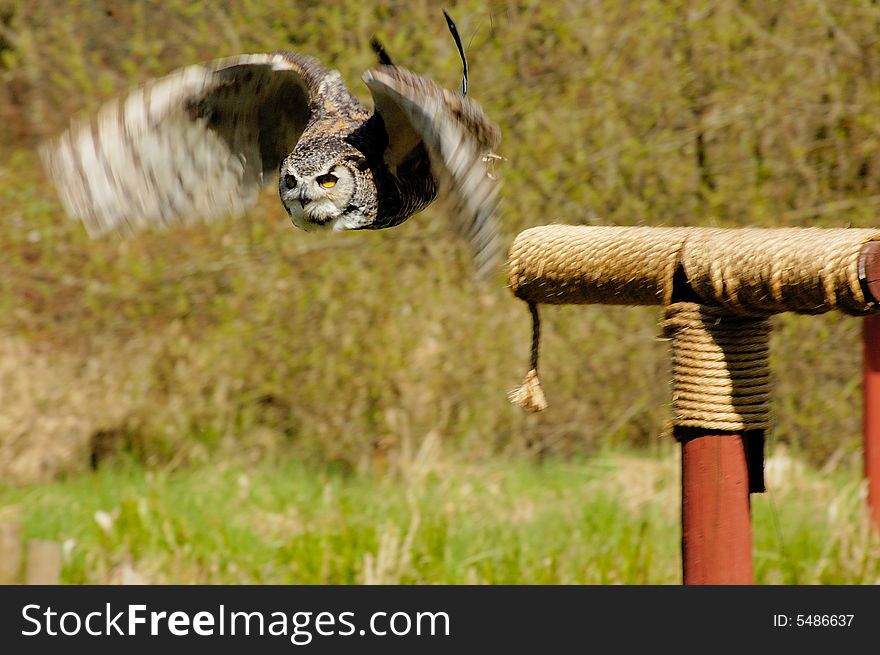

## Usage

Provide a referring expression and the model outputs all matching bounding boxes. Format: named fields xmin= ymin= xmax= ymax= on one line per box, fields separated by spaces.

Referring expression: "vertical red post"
xmin=681 ymin=434 xmax=753 ymax=584
xmin=860 ymin=242 xmax=880 ymax=529
xmin=864 ymin=315 xmax=880 ymax=529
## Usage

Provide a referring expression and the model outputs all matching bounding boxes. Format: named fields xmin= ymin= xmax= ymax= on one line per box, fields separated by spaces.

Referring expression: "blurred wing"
xmin=40 ymin=52 xmax=329 ymax=236
xmin=362 ymin=66 xmax=502 ymax=278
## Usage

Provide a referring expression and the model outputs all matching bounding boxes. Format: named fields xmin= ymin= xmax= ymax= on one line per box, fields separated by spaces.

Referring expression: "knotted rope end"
xmin=508 ymin=368 xmax=548 ymax=412
xmin=508 ymin=300 xmax=547 ymax=412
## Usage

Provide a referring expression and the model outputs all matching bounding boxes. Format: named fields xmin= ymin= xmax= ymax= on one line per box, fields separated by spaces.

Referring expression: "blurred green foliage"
xmin=2 ymin=0 xmax=880 ymax=480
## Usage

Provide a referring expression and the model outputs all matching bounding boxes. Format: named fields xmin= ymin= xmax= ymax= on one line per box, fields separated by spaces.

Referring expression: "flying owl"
xmin=39 ymin=14 xmax=502 ymax=277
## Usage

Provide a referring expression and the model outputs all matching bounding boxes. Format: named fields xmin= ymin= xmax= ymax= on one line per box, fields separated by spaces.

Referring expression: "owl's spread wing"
xmin=362 ymin=66 xmax=502 ymax=278
xmin=40 ymin=53 xmax=329 ymax=236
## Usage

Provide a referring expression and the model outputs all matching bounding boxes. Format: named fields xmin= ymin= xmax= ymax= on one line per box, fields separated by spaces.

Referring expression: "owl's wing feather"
xmin=40 ymin=52 xmax=328 ymax=236
xmin=362 ymin=66 xmax=502 ymax=278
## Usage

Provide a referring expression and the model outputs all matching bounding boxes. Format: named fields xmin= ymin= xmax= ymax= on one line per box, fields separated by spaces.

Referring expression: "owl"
xmin=39 ymin=13 xmax=502 ymax=277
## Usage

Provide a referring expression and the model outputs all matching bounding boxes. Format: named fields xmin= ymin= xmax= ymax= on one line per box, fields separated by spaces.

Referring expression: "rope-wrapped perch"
xmin=509 ymin=224 xmax=880 ymax=313
xmin=507 ymin=225 xmax=880 ymax=413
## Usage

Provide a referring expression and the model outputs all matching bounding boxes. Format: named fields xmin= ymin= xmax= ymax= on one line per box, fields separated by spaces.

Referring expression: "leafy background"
xmin=0 ymin=0 xmax=879 ymax=583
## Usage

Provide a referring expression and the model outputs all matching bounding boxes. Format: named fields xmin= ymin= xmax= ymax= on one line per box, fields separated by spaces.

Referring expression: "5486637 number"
xmin=796 ymin=614 xmax=854 ymax=627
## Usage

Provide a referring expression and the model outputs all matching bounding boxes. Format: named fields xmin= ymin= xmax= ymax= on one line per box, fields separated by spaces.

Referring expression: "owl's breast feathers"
xmin=291 ymin=71 xmax=437 ymax=229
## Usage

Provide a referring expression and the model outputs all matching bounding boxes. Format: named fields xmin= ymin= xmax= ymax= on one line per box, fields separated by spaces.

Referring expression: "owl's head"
xmin=280 ymin=144 xmax=375 ymax=233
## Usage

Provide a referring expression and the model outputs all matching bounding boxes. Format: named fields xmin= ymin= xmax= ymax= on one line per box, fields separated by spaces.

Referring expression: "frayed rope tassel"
xmin=508 ymin=368 xmax=547 ymax=412
xmin=508 ymin=301 xmax=548 ymax=412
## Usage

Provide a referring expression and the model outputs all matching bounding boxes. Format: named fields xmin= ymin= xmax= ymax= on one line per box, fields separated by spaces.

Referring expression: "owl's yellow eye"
xmin=317 ymin=173 xmax=338 ymax=188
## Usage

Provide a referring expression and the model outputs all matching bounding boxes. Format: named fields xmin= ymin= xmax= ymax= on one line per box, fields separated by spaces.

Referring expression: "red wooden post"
xmin=861 ymin=243 xmax=880 ymax=529
xmin=680 ymin=434 xmax=753 ymax=585
xmin=864 ymin=315 xmax=880 ymax=528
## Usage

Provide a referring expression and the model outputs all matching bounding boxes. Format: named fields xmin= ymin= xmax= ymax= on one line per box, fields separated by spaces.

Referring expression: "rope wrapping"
xmin=509 ymin=225 xmax=880 ymax=315
xmin=508 ymin=224 xmax=688 ymax=306
xmin=681 ymin=227 xmax=879 ymax=316
xmin=663 ymin=303 xmax=772 ymax=432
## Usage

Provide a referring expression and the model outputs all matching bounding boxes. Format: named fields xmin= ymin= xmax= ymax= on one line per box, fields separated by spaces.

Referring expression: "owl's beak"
xmin=298 ymin=188 xmax=309 ymax=208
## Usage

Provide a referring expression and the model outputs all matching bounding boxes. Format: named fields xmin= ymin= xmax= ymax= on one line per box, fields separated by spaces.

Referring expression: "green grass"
xmin=2 ymin=446 xmax=877 ymax=584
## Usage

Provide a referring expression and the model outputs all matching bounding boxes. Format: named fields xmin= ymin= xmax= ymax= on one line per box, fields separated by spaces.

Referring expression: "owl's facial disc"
xmin=281 ymin=162 xmax=363 ymax=233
